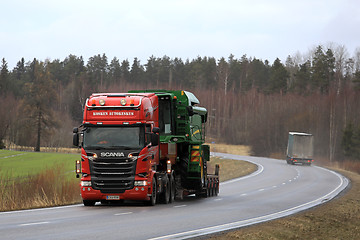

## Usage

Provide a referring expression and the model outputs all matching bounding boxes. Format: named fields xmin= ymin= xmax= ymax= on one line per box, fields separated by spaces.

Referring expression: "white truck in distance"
xmin=286 ymin=132 xmax=314 ymax=166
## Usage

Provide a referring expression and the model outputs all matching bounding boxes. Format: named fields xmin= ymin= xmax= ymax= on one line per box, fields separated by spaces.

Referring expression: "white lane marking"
xmin=272 ymin=185 xmax=277 ymax=188
xmin=114 ymin=212 xmax=132 ymax=216
xmin=282 ymin=182 xmax=286 ymax=185
xmin=241 ymin=193 xmax=247 ymax=196
xmin=19 ymin=221 xmax=49 ymax=227
xmin=174 ymin=205 xmax=187 ymax=208
xmin=0 ymin=204 xmax=83 ymax=215
xmin=258 ymin=189 xmax=265 ymax=192
xmin=213 ymin=198 xmax=223 ymax=201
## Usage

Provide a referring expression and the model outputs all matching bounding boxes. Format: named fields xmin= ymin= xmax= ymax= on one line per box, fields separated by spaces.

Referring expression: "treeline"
xmin=0 ymin=43 xmax=360 ymax=161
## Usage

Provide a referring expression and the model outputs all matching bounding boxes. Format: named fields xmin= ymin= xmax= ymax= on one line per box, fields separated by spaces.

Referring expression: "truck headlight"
xmin=128 ymin=152 xmax=139 ymax=161
xmin=81 ymin=181 xmax=92 ymax=187
xmin=134 ymin=181 xmax=147 ymax=186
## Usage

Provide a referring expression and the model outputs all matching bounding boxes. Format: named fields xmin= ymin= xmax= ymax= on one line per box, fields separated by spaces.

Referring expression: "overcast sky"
xmin=1 ymin=0 xmax=359 ymax=68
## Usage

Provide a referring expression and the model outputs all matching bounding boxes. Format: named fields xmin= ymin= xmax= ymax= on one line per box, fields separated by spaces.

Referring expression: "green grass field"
xmin=0 ymin=150 xmax=80 ymax=179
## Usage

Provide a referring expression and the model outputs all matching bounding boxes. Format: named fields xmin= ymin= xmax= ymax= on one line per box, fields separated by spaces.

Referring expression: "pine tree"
xmin=22 ymin=59 xmax=58 ymax=152
xmin=0 ymin=58 xmax=9 ymax=95
xmin=87 ymin=54 xmax=108 ymax=89
xmin=311 ymin=46 xmax=335 ymax=94
xmin=294 ymin=61 xmax=311 ymax=94
xmin=268 ymin=58 xmax=289 ymax=94
xmin=130 ymin=57 xmax=144 ymax=84
xmin=109 ymin=57 xmax=122 ymax=85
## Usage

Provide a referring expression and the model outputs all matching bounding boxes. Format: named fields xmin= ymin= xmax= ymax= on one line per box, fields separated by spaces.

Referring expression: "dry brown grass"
xmin=208 ymin=143 xmax=251 ymax=156
xmin=0 ymin=164 xmax=81 ymax=211
xmin=208 ymin=157 xmax=257 ymax=182
xmin=207 ymin=143 xmax=256 ymax=182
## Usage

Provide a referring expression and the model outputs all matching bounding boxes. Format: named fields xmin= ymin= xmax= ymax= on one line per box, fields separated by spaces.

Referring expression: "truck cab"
xmin=73 ymin=93 xmax=160 ymax=206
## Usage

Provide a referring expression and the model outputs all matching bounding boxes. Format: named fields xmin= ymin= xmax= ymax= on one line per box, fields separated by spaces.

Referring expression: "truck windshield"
xmin=83 ymin=126 xmax=144 ymax=150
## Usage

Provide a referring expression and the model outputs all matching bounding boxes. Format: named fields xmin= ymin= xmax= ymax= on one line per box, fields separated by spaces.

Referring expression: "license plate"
xmin=106 ymin=195 xmax=120 ymax=200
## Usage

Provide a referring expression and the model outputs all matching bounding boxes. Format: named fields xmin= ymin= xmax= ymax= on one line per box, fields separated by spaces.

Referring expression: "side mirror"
xmin=152 ymin=127 xmax=160 ymax=134
xmin=151 ymin=133 xmax=159 ymax=146
xmin=73 ymin=127 xmax=79 ymax=147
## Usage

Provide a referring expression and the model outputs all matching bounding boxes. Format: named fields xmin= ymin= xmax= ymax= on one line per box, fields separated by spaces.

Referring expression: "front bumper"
xmin=81 ymin=185 xmax=151 ymax=201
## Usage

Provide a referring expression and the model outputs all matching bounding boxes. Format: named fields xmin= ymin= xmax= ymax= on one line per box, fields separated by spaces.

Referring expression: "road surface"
xmin=0 ymin=153 xmax=348 ymax=240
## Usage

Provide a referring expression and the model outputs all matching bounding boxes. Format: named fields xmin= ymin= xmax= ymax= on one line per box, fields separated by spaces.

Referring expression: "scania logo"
xmin=100 ymin=152 xmax=125 ymax=157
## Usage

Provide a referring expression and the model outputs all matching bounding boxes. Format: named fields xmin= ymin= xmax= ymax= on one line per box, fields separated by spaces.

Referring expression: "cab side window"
xmin=145 ymin=125 xmax=151 ymax=145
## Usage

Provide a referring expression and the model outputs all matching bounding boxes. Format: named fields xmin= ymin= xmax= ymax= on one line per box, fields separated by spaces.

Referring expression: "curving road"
xmin=0 ymin=153 xmax=348 ymax=240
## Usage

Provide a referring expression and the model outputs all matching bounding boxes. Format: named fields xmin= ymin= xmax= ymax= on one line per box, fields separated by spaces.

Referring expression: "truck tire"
xmin=160 ymin=175 xmax=170 ymax=204
xmin=207 ymin=179 xmax=211 ymax=197
xmin=83 ymin=200 xmax=96 ymax=206
xmin=169 ymin=173 xmax=175 ymax=203
xmin=147 ymin=177 xmax=157 ymax=206
xmin=179 ymin=156 xmax=189 ymax=182
xmin=210 ymin=179 xmax=215 ymax=197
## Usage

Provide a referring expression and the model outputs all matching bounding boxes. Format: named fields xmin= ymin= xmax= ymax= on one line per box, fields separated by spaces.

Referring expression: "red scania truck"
xmin=73 ymin=90 xmax=219 ymax=206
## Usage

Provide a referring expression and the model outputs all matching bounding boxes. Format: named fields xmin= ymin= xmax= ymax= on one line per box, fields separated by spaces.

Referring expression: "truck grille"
xmin=89 ymin=157 xmax=136 ymax=193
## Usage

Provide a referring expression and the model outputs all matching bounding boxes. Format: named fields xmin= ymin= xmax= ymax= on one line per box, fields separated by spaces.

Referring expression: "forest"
xmin=0 ymin=43 xmax=360 ymax=162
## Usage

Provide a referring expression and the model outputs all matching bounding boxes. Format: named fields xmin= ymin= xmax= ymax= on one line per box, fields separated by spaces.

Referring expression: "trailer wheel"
xmin=160 ymin=175 xmax=170 ymax=204
xmin=169 ymin=173 xmax=175 ymax=203
xmin=147 ymin=177 xmax=157 ymax=206
xmin=179 ymin=156 xmax=189 ymax=183
xmin=214 ymin=181 xmax=219 ymax=196
xmin=211 ymin=179 xmax=215 ymax=197
xmin=207 ymin=179 xmax=211 ymax=197
xmin=83 ymin=200 xmax=96 ymax=206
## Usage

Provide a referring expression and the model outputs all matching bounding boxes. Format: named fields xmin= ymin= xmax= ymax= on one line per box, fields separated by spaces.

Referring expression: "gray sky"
xmin=1 ymin=0 xmax=359 ymax=68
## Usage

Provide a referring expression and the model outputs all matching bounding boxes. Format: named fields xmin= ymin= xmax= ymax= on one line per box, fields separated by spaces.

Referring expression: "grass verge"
xmin=208 ymin=143 xmax=251 ymax=156
xmin=208 ymin=157 xmax=257 ymax=182
xmin=0 ymin=150 xmax=81 ymax=211
xmin=0 ymin=164 xmax=81 ymax=211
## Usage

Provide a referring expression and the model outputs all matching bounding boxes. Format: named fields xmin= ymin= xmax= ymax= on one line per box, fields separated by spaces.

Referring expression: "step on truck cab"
xmin=73 ymin=90 xmax=219 ymax=206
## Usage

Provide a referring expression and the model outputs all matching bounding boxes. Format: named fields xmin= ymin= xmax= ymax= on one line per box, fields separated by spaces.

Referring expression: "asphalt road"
xmin=0 ymin=153 xmax=349 ymax=240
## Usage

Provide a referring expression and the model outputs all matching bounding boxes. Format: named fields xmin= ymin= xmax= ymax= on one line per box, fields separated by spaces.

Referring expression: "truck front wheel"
xmin=147 ymin=177 xmax=157 ymax=206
